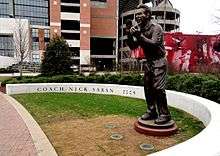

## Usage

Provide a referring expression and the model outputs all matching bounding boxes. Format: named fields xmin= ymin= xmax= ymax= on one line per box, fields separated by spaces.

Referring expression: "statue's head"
xmin=135 ymin=4 xmax=152 ymax=26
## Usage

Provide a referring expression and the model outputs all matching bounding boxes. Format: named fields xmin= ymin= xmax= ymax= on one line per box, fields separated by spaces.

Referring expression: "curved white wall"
xmin=6 ymin=83 xmax=220 ymax=156
xmin=151 ymin=90 xmax=220 ymax=156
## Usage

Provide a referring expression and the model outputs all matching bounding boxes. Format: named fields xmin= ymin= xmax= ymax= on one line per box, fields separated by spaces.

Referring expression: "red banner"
xmin=164 ymin=32 xmax=220 ymax=73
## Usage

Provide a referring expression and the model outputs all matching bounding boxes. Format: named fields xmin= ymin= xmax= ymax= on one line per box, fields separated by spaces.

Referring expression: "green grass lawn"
xmin=13 ymin=93 xmax=204 ymax=141
xmin=0 ymin=76 xmax=11 ymax=82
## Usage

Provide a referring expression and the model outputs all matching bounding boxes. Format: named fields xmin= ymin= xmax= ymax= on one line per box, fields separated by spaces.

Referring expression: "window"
xmin=91 ymin=0 xmax=107 ymax=2
xmin=0 ymin=2 xmax=9 ymax=17
xmin=14 ymin=0 xmax=49 ymax=26
xmin=91 ymin=0 xmax=107 ymax=8
xmin=61 ymin=6 xmax=80 ymax=13
xmin=44 ymin=29 xmax=50 ymax=38
xmin=91 ymin=38 xmax=114 ymax=55
xmin=61 ymin=0 xmax=80 ymax=3
xmin=69 ymin=47 xmax=80 ymax=57
xmin=0 ymin=35 xmax=14 ymax=57
xmin=32 ymin=53 xmax=40 ymax=63
xmin=61 ymin=20 xmax=80 ymax=30
xmin=32 ymin=42 xmax=39 ymax=51
xmin=32 ymin=28 xmax=38 ymax=37
xmin=61 ymin=33 xmax=80 ymax=40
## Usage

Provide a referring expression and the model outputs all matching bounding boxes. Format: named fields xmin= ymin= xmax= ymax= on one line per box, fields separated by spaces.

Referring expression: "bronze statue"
xmin=126 ymin=4 xmax=171 ymax=125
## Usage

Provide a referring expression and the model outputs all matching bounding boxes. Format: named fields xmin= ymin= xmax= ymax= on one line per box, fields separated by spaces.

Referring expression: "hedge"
xmin=1 ymin=74 xmax=220 ymax=103
xmin=166 ymin=74 xmax=220 ymax=103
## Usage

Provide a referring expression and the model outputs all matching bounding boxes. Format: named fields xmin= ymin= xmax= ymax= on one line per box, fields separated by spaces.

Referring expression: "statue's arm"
xmin=126 ymin=34 xmax=136 ymax=50
xmin=139 ymin=25 xmax=163 ymax=47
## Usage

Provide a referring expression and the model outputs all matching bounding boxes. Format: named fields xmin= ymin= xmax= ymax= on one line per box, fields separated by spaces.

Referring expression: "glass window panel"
xmin=0 ymin=3 xmax=9 ymax=17
xmin=0 ymin=35 xmax=14 ymax=57
xmin=14 ymin=0 xmax=49 ymax=26
xmin=44 ymin=29 xmax=50 ymax=38
xmin=32 ymin=28 xmax=39 ymax=37
xmin=32 ymin=42 xmax=39 ymax=51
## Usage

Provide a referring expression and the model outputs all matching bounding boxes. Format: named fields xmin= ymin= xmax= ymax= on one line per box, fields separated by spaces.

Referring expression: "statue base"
xmin=134 ymin=118 xmax=178 ymax=136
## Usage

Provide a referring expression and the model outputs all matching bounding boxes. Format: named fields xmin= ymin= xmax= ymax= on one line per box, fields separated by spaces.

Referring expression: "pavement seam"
xmin=2 ymin=93 xmax=58 ymax=156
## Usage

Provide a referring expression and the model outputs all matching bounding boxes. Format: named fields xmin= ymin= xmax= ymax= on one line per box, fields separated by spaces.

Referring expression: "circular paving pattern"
xmin=104 ymin=123 xmax=116 ymax=129
xmin=139 ymin=143 xmax=155 ymax=151
xmin=110 ymin=133 xmax=123 ymax=140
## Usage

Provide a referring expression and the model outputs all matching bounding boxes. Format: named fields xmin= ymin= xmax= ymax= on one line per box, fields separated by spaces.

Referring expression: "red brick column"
xmin=38 ymin=29 xmax=45 ymax=60
xmin=80 ymin=0 xmax=91 ymax=65
xmin=50 ymin=0 xmax=61 ymax=38
xmin=38 ymin=29 xmax=45 ymax=51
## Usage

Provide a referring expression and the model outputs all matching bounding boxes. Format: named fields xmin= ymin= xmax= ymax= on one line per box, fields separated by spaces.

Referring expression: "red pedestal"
xmin=134 ymin=118 xmax=178 ymax=136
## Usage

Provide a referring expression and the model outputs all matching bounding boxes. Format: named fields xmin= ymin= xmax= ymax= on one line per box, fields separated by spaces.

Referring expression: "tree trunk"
xmin=19 ymin=57 xmax=23 ymax=77
xmin=19 ymin=63 xmax=23 ymax=77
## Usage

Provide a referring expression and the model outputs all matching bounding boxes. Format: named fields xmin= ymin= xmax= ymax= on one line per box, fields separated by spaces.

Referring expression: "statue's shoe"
xmin=154 ymin=115 xmax=171 ymax=125
xmin=141 ymin=112 xmax=158 ymax=120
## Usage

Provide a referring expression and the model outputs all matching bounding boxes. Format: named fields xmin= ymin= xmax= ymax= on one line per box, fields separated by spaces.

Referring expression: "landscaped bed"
xmin=13 ymin=93 xmax=204 ymax=156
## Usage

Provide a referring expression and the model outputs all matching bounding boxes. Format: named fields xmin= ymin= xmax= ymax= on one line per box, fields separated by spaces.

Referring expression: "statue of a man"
xmin=126 ymin=4 xmax=171 ymax=125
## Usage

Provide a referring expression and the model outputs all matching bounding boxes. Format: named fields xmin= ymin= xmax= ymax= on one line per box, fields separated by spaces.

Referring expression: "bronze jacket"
xmin=127 ymin=21 xmax=166 ymax=61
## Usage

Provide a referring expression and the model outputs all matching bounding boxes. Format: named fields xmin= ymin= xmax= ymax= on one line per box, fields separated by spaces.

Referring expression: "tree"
xmin=13 ymin=19 xmax=31 ymax=77
xmin=41 ymin=36 xmax=72 ymax=75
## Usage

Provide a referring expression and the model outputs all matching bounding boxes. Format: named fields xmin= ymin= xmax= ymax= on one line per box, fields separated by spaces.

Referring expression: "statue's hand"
xmin=130 ymin=26 xmax=141 ymax=38
xmin=130 ymin=26 xmax=137 ymax=34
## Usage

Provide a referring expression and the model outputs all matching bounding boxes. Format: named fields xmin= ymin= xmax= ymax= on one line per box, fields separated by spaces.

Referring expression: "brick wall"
xmin=91 ymin=0 xmax=117 ymax=37
xmin=38 ymin=29 xmax=45 ymax=51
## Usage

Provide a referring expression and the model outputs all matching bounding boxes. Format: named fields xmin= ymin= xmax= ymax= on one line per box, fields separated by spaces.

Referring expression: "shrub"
xmin=41 ymin=36 xmax=72 ymax=75
xmin=201 ymin=80 xmax=220 ymax=103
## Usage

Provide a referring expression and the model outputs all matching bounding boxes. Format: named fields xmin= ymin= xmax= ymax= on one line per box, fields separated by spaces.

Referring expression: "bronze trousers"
xmin=143 ymin=58 xmax=171 ymax=117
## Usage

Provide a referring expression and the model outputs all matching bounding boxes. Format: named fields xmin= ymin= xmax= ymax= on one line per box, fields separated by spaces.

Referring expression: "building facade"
xmin=50 ymin=0 xmax=118 ymax=71
xmin=0 ymin=0 xmax=50 ymax=67
xmin=0 ymin=0 xmax=118 ymax=71
xmin=0 ymin=0 xmax=182 ymax=71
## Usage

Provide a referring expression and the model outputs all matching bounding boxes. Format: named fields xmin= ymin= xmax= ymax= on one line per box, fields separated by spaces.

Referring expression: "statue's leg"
xmin=141 ymin=63 xmax=158 ymax=120
xmin=154 ymin=88 xmax=171 ymax=125
xmin=155 ymin=89 xmax=171 ymax=117
xmin=152 ymin=58 xmax=171 ymax=124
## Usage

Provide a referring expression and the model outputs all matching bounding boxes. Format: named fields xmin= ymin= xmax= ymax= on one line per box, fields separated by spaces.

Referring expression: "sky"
xmin=169 ymin=0 xmax=220 ymax=35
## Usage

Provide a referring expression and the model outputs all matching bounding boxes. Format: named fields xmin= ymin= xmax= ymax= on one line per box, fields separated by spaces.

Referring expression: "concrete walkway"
xmin=0 ymin=93 xmax=37 ymax=155
xmin=0 ymin=92 xmax=57 ymax=156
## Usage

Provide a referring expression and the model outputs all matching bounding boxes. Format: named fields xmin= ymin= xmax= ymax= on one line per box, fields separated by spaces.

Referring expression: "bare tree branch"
xmin=13 ymin=18 xmax=32 ymax=77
